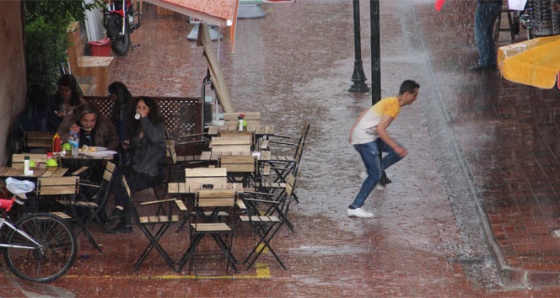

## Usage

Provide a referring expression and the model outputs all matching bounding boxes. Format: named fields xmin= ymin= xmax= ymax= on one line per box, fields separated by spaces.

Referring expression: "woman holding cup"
xmin=108 ymin=97 xmax=167 ymax=233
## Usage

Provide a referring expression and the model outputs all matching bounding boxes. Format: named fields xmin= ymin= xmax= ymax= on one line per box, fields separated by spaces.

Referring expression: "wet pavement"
xmin=4 ymin=0 xmax=560 ymax=296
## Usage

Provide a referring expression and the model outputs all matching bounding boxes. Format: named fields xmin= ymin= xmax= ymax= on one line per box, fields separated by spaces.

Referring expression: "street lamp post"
xmin=349 ymin=0 xmax=370 ymax=93
xmin=370 ymin=0 xmax=381 ymax=104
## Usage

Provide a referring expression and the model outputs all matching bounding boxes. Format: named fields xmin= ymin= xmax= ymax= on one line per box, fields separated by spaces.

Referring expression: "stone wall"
xmin=0 ymin=1 xmax=26 ymax=166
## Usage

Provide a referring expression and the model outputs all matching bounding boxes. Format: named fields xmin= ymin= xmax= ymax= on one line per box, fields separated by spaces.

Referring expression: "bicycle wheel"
xmin=3 ymin=213 xmax=77 ymax=282
xmin=107 ymin=15 xmax=130 ymax=56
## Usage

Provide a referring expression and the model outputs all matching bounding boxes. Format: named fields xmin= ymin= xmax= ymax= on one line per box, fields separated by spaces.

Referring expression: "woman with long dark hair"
xmin=109 ymin=97 xmax=167 ymax=233
xmin=108 ymin=81 xmax=135 ymax=144
xmin=51 ymin=74 xmax=86 ymax=120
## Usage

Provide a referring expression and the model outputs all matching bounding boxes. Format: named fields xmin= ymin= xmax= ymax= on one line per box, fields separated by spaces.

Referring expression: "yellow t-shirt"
xmin=351 ymin=97 xmax=400 ymax=145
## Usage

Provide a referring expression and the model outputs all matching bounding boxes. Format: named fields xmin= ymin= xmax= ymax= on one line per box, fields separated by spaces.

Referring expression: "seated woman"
xmin=109 ymin=97 xmax=167 ymax=233
xmin=108 ymin=81 xmax=135 ymax=145
xmin=108 ymin=81 xmax=136 ymax=167
xmin=49 ymin=74 xmax=87 ymax=128
xmin=56 ymin=101 xmax=119 ymax=151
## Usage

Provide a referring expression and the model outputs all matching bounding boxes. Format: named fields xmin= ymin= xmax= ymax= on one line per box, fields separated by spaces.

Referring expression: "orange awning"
xmin=143 ymin=0 xmax=239 ymax=50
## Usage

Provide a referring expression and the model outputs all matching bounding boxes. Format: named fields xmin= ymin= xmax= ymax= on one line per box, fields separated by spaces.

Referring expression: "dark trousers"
xmin=111 ymin=166 xmax=156 ymax=225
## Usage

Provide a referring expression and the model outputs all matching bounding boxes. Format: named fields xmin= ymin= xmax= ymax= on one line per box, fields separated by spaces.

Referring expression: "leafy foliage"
xmin=24 ymin=0 xmax=104 ymax=95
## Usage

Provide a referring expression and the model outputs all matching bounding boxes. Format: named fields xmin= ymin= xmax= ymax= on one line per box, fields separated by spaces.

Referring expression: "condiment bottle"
xmin=53 ymin=133 xmax=61 ymax=153
xmin=238 ymin=115 xmax=244 ymax=131
xmin=69 ymin=132 xmax=79 ymax=156
xmin=23 ymin=156 xmax=31 ymax=176
xmin=241 ymin=114 xmax=247 ymax=131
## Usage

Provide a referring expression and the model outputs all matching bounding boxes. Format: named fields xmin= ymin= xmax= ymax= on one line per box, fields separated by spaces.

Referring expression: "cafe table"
xmin=58 ymin=150 xmax=116 ymax=179
xmin=0 ymin=166 xmax=68 ymax=179
xmin=206 ymin=124 xmax=275 ymax=138
xmin=199 ymin=150 xmax=271 ymax=162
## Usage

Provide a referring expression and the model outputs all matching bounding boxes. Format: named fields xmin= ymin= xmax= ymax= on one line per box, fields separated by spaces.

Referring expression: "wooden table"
xmin=168 ymin=182 xmax=244 ymax=195
xmin=199 ymin=150 xmax=271 ymax=161
xmin=0 ymin=167 xmax=68 ymax=179
xmin=59 ymin=152 xmax=115 ymax=161
xmin=206 ymin=125 xmax=275 ymax=137
xmin=59 ymin=152 xmax=115 ymax=178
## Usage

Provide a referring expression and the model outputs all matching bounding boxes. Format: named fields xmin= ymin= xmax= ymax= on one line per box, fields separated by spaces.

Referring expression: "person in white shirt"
xmin=347 ymin=80 xmax=420 ymax=218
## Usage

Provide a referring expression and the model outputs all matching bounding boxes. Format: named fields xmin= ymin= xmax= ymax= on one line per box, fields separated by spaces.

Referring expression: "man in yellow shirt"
xmin=348 ymin=80 xmax=420 ymax=218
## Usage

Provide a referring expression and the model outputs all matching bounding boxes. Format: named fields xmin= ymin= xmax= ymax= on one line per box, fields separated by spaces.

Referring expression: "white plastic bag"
xmin=5 ymin=177 xmax=35 ymax=199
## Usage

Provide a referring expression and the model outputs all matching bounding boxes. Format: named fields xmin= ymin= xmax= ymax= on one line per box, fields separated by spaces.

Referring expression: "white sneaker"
xmin=375 ymin=183 xmax=385 ymax=191
xmin=347 ymin=208 xmax=374 ymax=218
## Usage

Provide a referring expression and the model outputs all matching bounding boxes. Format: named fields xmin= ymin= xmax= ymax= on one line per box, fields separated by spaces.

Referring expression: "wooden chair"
xmin=218 ymin=155 xmax=259 ymax=187
xmin=210 ymin=136 xmax=252 ymax=155
xmin=240 ymin=177 xmax=294 ymax=270
xmin=218 ymin=130 xmax=256 ymax=151
xmin=185 ymin=167 xmax=228 ymax=192
xmin=35 ymin=176 xmax=107 ymax=251
xmin=176 ymin=189 xmax=239 ymax=275
xmin=23 ymin=131 xmax=53 ymax=153
xmin=121 ymin=177 xmax=187 ymax=271
xmin=173 ymin=167 xmax=245 ymax=232
xmin=265 ymin=120 xmax=310 ymax=205
xmin=65 ymin=162 xmax=116 ymax=236
xmin=252 ymin=174 xmax=296 ymax=232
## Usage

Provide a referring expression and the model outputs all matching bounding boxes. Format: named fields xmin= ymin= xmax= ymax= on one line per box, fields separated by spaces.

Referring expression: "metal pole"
xmin=349 ymin=0 xmax=370 ymax=92
xmin=370 ymin=0 xmax=381 ymax=104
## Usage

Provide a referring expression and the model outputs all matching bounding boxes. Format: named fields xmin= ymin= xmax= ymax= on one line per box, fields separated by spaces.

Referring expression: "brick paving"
xmin=3 ymin=0 xmax=560 ymax=296
xmin=416 ymin=0 xmax=560 ymax=287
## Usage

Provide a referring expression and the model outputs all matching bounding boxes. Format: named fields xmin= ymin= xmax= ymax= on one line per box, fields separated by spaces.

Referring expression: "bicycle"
xmin=0 ymin=181 xmax=77 ymax=283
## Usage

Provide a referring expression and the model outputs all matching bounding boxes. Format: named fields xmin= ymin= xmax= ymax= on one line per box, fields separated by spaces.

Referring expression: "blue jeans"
xmin=350 ymin=139 xmax=405 ymax=209
xmin=474 ymin=2 xmax=502 ymax=66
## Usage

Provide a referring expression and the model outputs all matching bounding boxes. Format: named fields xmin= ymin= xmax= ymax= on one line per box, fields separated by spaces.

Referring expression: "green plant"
xmin=24 ymin=0 xmax=103 ymax=95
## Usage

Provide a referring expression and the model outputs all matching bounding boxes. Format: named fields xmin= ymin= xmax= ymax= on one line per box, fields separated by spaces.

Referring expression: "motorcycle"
xmin=103 ymin=0 xmax=141 ymax=56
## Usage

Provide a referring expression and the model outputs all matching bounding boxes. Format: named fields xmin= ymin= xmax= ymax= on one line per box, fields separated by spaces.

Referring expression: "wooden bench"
xmin=66 ymin=22 xmax=114 ymax=96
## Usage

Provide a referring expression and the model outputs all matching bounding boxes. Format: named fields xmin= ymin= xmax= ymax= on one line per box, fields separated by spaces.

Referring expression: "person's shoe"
xmin=380 ymin=172 xmax=392 ymax=186
xmin=468 ymin=64 xmax=497 ymax=72
xmin=108 ymin=207 xmax=124 ymax=220
xmin=109 ymin=223 xmax=132 ymax=234
xmin=347 ymin=208 xmax=374 ymax=218
xmin=97 ymin=212 xmax=113 ymax=226
xmin=375 ymin=183 xmax=385 ymax=191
